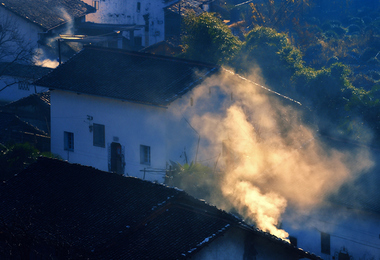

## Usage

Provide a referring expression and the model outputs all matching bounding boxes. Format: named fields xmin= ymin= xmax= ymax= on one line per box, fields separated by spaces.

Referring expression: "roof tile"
xmin=0 ymin=0 xmax=95 ymax=30
xmin=34 ymin=46 xmax=220 ymax=107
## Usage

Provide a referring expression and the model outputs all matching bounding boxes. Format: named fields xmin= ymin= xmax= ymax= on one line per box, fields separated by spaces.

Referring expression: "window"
xmin=93 ymin=123 xmax=105 ymax=147
xmin=134 ymin=36 xmax=142 ymax=46
xmin=64 ymin=131 xmax=74 ymax=151
xmin=321 ymin=232 xmax=330 ymax=255
xmin=140 ymin=145 xmax=150 ymax=165
xmin=136 ymin=2 xmax=141 ymax=12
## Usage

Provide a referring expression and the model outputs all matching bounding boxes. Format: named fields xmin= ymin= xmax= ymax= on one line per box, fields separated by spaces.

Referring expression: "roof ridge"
xmin=84 ymin=45 xmax=219 ymax=68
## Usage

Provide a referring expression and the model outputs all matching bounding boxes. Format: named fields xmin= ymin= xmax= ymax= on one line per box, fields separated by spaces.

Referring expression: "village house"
xmin=0 ymin=62 xmax=51 ymax=105
xmin=76 ymin=0 xmax=218 ymax=52
xmin=34 ymin=45 xmax=219 ymax=182
xmin=0 ymin=92 xmax=50 ymax=154
xmin=0 ymin=0 xmax=96 ymax=63
xmin=80 ymin=0 xmax=180 ymax=49
xmin=0 ymin=91 xmax=50 ymax=134
xmin=0 ymin=157 xmax=321 ymax=259
xmin=33 ymin=45 xmax=380 ymax=259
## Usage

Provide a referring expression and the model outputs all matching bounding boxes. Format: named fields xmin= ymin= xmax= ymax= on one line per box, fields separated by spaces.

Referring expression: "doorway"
xmin=110 ymin=142 xmax=124 ymax=175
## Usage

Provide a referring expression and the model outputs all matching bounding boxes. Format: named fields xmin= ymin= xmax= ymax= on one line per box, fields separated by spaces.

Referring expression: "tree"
xmin=250 ymin=0 xmax=314 ymax=30
xmin=165 ymin=161 xmax=220 ymax=200
xmin=0 ymin=15 xmax=34 ymax=65
xmin=0 ymin=15 xmax=36 ymax=94
xmin=234 ymin=26 xmax=303 ymax=92
xmin=181 ymin=11 xmax=242 ymax=64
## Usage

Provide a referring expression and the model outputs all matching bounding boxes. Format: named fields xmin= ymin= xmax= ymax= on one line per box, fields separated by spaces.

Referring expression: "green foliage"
xmin=250 ymin=0 xmax=314 ymax=30
xmin=234 ymin=26 xmax=303 ymax=91
xmin=244 ymin=26 xmax=288 ymax=51
xmin=293 ymin=63 xmax=352 ymax=113
xmin=0 ymin=143 xmax=39 ymax=180
xmin=0 ymin=143 xmax=59 ymax=181
xmin=165 ymin=161 xmax=217 ymax=199
xmin=181 ymin=11 xmax=242 ymax=64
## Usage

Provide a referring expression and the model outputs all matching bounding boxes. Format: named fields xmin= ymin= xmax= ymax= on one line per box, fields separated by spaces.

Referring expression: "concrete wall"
xmin=50 ymin=90 xmax=168 ymax=182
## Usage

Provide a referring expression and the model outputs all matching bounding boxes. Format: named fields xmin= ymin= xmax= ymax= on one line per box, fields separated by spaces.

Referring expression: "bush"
xmin=360 ymin=47 xmax=379 ymax=63
xmin=233 ymin=26 xmax=303 ymax=90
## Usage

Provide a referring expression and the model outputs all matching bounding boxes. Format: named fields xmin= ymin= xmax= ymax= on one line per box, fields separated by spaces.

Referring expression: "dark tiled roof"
xmin=140 ymin=40 xmax=183 ymax=56
xmin=0 ymin=0 xmax=95 ymax=31
xmin=0 ymin=157 xmax=320 ymax=259
xmin=34 ymin=46 xmax=219 ymax=107
xmin=0 ymin=62 xmax=52 ymax=79
xmin=0 ymin=112 xmax=48 ymax=136
xmin=2 ymin=91 xmax=50 ymax=108
xmin=0 ymin=92 xmax=50 ymax=133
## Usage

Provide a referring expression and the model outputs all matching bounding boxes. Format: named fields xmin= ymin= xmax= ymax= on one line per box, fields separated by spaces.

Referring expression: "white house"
xmin=34 ymin=45 xmax=380 ymax=260
xmin=0 ymin=0 xmax=95 ymax=64
xmin=81 ymin=0 xmax=180 ymax=48
xmin=34 ymin=45 xmax=219 ymax=182
xmin=0 ymin=63 xmax=51 ymax=105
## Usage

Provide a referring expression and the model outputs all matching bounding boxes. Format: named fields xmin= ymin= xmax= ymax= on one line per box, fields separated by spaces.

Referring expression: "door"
xmin=110 ymin=142 xmax=123 ymax=174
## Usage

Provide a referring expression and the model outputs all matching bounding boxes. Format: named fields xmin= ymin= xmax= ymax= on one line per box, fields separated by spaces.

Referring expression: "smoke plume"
xmin=171 ymin=68 xmax=374 ymax=240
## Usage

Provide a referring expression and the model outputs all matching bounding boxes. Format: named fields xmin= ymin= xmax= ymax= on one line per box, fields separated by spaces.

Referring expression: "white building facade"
xmin=51 ymin=90 xmax=168 ymax=182
xmin=35 ymin=45 xmax=218 ymax=182
xmin=82 ymin=0 xmax=179 ymax=47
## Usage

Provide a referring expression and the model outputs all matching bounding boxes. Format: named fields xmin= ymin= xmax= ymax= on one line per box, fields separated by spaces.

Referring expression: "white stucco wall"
xmin=283 ymin=203 xmax=380 ymax=260
xmin=50 ymin=90 xmax=168 ymax=182
xmin=0 ymin=75 xmax=48 ymax=104
xmin=0 ymin=7 xmax=42 ymax=62
xmin=82 ymin=0 xmax=165 ymax=46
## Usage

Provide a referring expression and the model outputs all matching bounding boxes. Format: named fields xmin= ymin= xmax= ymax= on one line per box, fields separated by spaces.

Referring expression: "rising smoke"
xmin=170 ymin=68 xmax=374 ymax=240
xmin=34 ymin=7 xmax=75 ymax=68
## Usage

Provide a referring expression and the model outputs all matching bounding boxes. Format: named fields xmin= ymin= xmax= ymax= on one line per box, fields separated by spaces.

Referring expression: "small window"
xmin=140 ymin=145 xmax=150 ymax=165
xmin=64 ymin=131 xmax=74 ymax=151
xmin=134 ymin=36 xmax=142 ymax=46
xmin=137 ymin=2 xmax=141 ymax=12
xmin=93 ymin=123 xmax=105 ymax=147
xmin=321 ymin=232 xmax=330 ymax=255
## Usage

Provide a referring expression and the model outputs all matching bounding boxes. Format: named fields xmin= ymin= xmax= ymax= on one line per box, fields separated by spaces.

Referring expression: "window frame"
xmin=321 ymin=232 xmax=331 ymax=255
xmin=64 ymin=131 xmax=74 ymax=151
xmin=140 ymin=145 xmax=151 ymax=165
xmin=136 ymin=2 xmax=141 ymax=12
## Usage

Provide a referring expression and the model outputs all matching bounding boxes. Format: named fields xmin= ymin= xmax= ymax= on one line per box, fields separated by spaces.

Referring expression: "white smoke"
xmin=169 ymin=68 xmax=374 ymax=240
